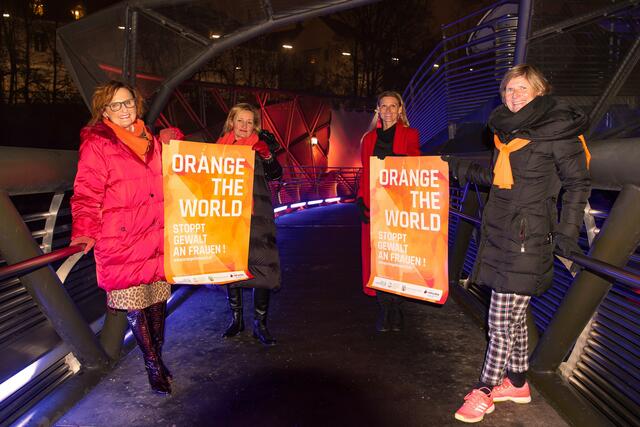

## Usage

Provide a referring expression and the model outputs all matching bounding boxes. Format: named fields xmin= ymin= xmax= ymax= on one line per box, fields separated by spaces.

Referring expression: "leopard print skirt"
xmin=106 ymin=281 xmax=171 ymax=310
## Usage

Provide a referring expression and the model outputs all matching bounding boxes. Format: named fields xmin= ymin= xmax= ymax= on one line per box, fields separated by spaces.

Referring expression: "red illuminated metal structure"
xmin=98 ymin=64 xmax=364 ymax=203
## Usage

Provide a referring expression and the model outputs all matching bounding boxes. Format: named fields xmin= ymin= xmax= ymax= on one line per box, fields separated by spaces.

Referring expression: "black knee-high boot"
xmin=145 ymin=301 xmax=172 ymax=381
xmin=126 ymin=309 xmax=171 ymax=395
xmin=253 ymin=288 xmax=276 ymax=346
xmin=223 ymin=286 xmax=244 ymax=337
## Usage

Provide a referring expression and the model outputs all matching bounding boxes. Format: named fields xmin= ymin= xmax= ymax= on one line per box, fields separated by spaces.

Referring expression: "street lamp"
xmin=31 ymin=0 xmax=44 ymax=16
xmin=70 ymin=4 xmax=85 ymax=20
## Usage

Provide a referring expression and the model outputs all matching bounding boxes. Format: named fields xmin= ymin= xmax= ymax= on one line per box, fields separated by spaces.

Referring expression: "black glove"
xmin=466 ymin=163 xmax=493 ymax=187
xmin=258 ymin=129 xmax=279 ymax=153
xmin=553 ymin=232 xmax=583 ymax=258
xmin=441 ymin=155 xmax=469 ymax=186
xmin=356 ymin=197 xmax=370 ymax=224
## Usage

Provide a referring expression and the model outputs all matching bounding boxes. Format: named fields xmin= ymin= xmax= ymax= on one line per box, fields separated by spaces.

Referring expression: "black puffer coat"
xmin=471 ymin=96 xmax=590 ymax=295
xmin=230 ymin=131 xmax=282 ymax=290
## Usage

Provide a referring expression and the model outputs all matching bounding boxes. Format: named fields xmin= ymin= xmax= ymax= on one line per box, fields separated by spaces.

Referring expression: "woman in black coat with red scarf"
xmin=216 ymin=103 xmax=282 ymax=346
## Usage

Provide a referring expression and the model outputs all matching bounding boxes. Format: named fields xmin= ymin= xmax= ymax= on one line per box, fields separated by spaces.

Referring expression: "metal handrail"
xmin=450 ymin=200 xmax=640 ymax=289
xmin=571 ymin=253 xmax=640 ymax=289
xmin=0 ymin=245 xmax=85 ymax=282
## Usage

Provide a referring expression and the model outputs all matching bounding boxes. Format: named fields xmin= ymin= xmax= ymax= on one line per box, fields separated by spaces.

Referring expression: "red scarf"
xmin=216 ymin=131 xmax=259 ymax=146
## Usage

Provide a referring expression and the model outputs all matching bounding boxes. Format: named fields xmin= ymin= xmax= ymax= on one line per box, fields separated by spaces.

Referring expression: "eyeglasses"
xmin=106 ymin=98 xmax=136 ymax=112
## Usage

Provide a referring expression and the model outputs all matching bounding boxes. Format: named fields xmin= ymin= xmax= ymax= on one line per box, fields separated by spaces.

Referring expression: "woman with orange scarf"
xmin=71 ymin=80 xmax=182 ymax=395
xmin=454 ymin=64 xmax=590 ymax=423
xmin=216 ymin=103 xmax=282 ymax=346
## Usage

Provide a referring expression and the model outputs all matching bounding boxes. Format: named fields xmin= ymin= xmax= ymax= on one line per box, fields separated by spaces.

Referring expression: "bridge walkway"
xmin=56 ymin=204 xmax=566 ymax=427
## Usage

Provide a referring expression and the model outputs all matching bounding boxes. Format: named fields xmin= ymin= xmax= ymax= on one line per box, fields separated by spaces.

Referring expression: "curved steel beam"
xmin=589 ymin=138 xmax=640 ymax=190
xmin=144 ymin=0 xmax=380 ymax=128
xmin=0 ymin=147 xmax=77 ymax=195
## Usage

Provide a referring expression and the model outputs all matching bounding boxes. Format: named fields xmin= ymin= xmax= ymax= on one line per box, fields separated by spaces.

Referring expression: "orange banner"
xmin=366 ymin=156 xmax=449 ymax=304
xmin=163 ymin=140 xmax=255 ymax=284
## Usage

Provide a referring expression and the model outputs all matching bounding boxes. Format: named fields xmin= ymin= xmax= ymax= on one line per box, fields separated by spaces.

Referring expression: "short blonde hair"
xmin=376 ymin=90 xmax=410 ymax=127
xmin=500 ymin=64 xmax=551 ymax=102
xmin=88 ymin=80 xmax=145 ymax=125
xmin=222 ymin=103 xmax=262 ymax=136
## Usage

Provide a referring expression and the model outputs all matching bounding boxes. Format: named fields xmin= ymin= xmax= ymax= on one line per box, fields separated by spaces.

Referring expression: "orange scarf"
xmin=216 ymin=131 xmax=259 ymax=146
xmin=493 ymin=135 xmax=531 ymax=189
xmin=578 ymin=135 xmax=592 ymax=169
xmin=493 ymin=134 xmax=592 ymax=190
xmin=103 ymin=118 xmax=152 ymax=160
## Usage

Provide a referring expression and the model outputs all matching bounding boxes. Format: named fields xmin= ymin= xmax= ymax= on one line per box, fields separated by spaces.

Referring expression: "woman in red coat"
xmin=71 ymin=80 xmax=181 ymax=395
xmin=356 ymin=90 xmax=421 ymax=332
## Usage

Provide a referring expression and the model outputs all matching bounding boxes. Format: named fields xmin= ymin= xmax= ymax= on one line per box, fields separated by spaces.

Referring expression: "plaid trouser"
xmin=480 ymin=291 xmax=532 ymax=386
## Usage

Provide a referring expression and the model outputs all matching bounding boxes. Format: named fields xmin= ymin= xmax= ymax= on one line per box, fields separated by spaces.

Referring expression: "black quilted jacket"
xmin=230 ymin=130 xmax=282 ymax=290
xmin=471 ymin=96 xmax=590 ymax=295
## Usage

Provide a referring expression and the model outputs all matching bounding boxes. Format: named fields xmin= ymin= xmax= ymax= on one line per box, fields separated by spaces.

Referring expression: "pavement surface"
xmin=56 ymin=203 xmax=568 ymax=427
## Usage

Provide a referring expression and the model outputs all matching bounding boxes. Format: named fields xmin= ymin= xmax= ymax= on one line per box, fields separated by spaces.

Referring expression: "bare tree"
xmin=21 ymin=0 xmax=32 ymax=103
xmin=0 ymin=12 xmax=19 ymax=103
xmin=324 ymin=0 xmax=436 ymax=97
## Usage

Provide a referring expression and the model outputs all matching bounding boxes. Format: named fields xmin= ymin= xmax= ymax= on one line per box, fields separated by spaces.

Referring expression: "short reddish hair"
xmin=88 ymin=80 xmax=145 ymax=125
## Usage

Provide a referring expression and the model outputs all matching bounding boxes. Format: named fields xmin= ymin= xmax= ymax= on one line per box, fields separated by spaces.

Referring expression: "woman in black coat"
xmin=454 ymin=64 xmax=591 ymax=423
xmin=216 ymin=103 xmax=282 ymax=346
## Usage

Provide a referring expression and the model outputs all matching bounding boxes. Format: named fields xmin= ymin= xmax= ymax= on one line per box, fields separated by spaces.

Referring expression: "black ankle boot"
xmin=145 ymin=301 xmax=172 ymax=381
xmin=127 ymin=309 xmax=171 ymax=395
xmin=376 ymin=293 xmax=391 ymax=332
xmin=223 ymin=286 xmax=244 ymax=337
xmin=252 ymin=288 xmax=276 ymax=346
xmin=390 ymin=305 xmax=404 ymax=332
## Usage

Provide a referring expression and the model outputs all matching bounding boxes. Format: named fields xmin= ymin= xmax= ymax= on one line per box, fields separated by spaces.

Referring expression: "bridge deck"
xmin=56 ymin=204 xmax=567 ymax=426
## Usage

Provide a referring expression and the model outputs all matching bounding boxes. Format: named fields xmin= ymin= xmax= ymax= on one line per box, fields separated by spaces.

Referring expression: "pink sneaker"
xmin=492 ymin=378 xmax=531 ymax=403
xmin=454 ymin=388 xmax=495 ymax=423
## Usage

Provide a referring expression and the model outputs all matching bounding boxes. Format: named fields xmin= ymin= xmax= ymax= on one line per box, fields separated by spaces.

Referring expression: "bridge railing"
xmin=403 ymin=0 xmax=520 ymax=147
xmin=269 ymin=166 xmax=361 ymax=214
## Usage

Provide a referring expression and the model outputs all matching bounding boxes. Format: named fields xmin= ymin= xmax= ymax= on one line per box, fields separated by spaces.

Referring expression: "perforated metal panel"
xmin=0 ymin=191 xmax=103 ymax=409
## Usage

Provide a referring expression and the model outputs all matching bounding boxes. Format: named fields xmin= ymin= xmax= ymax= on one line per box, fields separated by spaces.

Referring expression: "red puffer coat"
xmin=71 ymin=122 xmax=165 ymax=291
